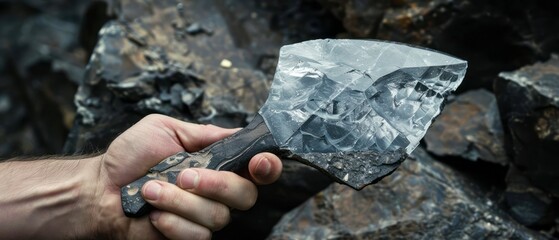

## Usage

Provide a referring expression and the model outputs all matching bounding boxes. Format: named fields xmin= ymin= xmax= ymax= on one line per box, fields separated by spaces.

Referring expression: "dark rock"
xmin=318 ymin=0 xmax=559 ymax=91
xmin=215 ymin=160 xmax=332 ymax=239
xmin=0 ymin=75 xmax=46 ymax=158
xmin=13 ymin=15 xmax=86 ymax=154
xmin=0 ymin=1 xmax=91 ymax=157
xmin=79 ymin=1 xmax=114 ymax=56
xmin=261 ymin=0 xmax=344 ymax=44
xmin=6 ymin=0 xmax=90 ymax=16
xmin=64 ymin=1 xmax=335 ymax=239
xmin=505 ymin=166 xmax=556 ymax=228
xmin=268 ymin=148 xmax=544 ymax=239
xmin=316 ymin=0 xmax=389 ymax=38
xmin=64 ymin=0 xmax=270 ymax=153
xmin=1 ymin=0 xmax=557 ymax=238
xmin=495 ymin=55 xmax=559 ymax=231
xmin=495 ymin=54 xmax=559 ymax=197
xmin=425 ymin=89 xmax=508 ymax=165
xmin=0 ymin=4 xmax=38 ymax=158
xmin=185 ymin=22 xmax=212 ymax=35
xmin=212 ymin=0 xmax=344 ymax=80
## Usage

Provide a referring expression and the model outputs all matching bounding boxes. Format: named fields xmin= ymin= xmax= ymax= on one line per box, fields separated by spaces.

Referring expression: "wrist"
xmin=0 ymin=155 xmax=103 ymax=239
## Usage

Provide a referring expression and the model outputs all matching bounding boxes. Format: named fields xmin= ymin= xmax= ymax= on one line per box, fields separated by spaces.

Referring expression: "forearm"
xmin=0 ymin=156 xmax=102 ymax=239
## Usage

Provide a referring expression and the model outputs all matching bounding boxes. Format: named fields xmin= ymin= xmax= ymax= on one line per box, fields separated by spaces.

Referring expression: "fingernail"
xmin=255 ymin=157 xmax=271 ymax=176
xmin=179 ymin=169 xmax=199 ymax=189
xmin=143 ymin=181 xmax=162 ymax=200
xmin=150 ymin=210 xmax=161 ymax=221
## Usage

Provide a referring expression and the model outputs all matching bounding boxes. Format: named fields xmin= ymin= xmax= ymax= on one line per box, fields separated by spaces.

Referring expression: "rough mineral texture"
xmin=424 ymin=89 xmax=508 ymax=165
xmin=62 ymin=1 xmax=338 ymax=239
xmin=215 ymin=160 xmax=333 ymax=239
xmin=505 ymin=166 xmax=556 ymax=228
xmin=2 ymin=0 xmax=559 ymax=238
xmin=268 ymin=148 xmax=544 ymax=239
xmin=495 ymin=55 xmax=559 ymax=197
xmin=65 ymin=0 xmax=271 ymax=153
xmin=0 ymin=1 xmax=91 ymax=157
xmin=495 ymin=55 xmax=559 ymax=230
xmin=318 ymin=0 xmax=559 ymax=91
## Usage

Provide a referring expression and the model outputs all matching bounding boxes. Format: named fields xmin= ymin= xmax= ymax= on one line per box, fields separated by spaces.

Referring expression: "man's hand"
xmin=0 ymin=114 xmax=282 ymax=239
xmin=96 ymin=114 xmax=282 ymax=239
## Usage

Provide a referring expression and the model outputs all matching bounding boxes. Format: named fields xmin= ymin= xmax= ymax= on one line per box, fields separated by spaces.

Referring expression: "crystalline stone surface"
xmin=259 ymin=39 xmax=467 ymax=188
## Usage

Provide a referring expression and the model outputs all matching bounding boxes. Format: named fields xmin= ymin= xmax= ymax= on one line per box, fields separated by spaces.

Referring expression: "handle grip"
xmin=121 ymin=114 xmax=279 ymax=217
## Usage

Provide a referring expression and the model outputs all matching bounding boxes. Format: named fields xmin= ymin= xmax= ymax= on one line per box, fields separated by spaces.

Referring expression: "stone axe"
xmin=121 ymin=39 xmax=468 ymax=217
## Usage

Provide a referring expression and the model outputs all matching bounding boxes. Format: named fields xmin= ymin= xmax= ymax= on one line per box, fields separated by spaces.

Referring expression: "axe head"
xmin=259 ymin=39 xmax=467 ymax=189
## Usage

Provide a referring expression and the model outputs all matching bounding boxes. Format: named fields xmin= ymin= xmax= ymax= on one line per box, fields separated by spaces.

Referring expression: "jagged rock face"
xmin=494 ymin=55 xmax=559 ymax=228
xmin=63 ymin=1 xmax=337 ymax=239
xmin=495 ymin=55 xmax=559 ymax=197
xmin=65 ymin=0 xmax=270 ymax=153
xmin=268 ymin=148 xmax=543 ymax=240
xmin=214 ymin=159 xmax=333 ymax=240
xmin=0 ymin=1 xmax=90 ymax=157
xmin=425 ymin=89 xmax=508 ymax=165
xmin=1 ymin=0 xmax=558 ymax=238
xmin=505 ymin=166 xmax=556 ymax=228
xmin=317 ymin=0 xmax=559 ymax=90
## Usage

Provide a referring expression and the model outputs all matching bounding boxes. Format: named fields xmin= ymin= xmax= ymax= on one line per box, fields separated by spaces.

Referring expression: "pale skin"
xmin=0 ymin=114 xmax=283 ymax=239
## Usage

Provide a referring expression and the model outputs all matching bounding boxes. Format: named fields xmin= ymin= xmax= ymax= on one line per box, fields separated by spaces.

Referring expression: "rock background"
xmin=1 ymin=0 xmax=558 ymax=239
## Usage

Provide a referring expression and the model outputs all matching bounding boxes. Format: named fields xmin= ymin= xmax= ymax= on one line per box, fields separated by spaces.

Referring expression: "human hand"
xmin=93 ymin=114 xmax=282 ymax=239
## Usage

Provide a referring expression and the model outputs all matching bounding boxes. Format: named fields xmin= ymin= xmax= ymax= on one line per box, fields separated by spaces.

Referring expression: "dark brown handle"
xmin=121 ymin=114 xmax=279 ymax=217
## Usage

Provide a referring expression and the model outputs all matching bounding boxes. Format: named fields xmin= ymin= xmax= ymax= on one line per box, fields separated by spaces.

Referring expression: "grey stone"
xmin=64 ymin=0 xmax=270 ymax=153
xmin=318 ymin=0 xmax=559 ymax=91
xmin=495 ymin=55 xmax=559 ymax=229
xmin=267 ymin=148 xmax=545 ymax=240
xmin=425 ymin=89 xmax=508 ymax=165
xmin=505 ymin=166 xmax=556 ymax=227
xmin=495 ymin=54 xmax=559 ymax=197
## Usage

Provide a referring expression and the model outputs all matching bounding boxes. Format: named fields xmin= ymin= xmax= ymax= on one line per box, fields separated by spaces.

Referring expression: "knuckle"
xmin=142 ymin=114 xmax=163 ymax=123
xmin=200 ymin=124 xmax=214 ymax=130
xmin=204 ymin=174 xmax=231 ymax=196
xmin=243 ymin=186 xmax=258 ymax=210
xmin=154 ymin=212 xmax=177 ymax=233
xmin=155 ymin=184 xmax=181 ymax=207
xmin=191 ymin=229 xmax=212 ymax=240
xmin=234 ymin=183 xmax=257 ymax=211
xmin=234 ymin=179 xmax=258 ymax=211
xmin=153 ymin=211 xmax=212 ymax=240
xmin=208 ymin=203 xmax=230 ymax=231
xmin=166 ymin=188 xmax=185 ymax=209
xmin=154 ymin=185 xmax=169 ymax=203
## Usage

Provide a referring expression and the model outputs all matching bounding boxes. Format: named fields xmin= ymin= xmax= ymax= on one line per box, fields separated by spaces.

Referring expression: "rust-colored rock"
xmin=425 ymin=89 xmax=508 ymax=165
xmin=268 ymin=148 xmax=544 ymax=239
